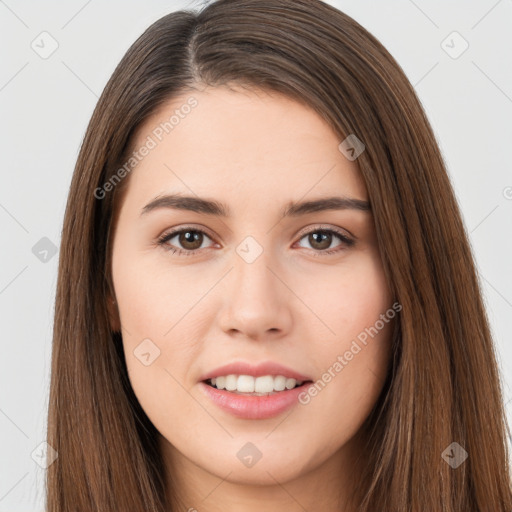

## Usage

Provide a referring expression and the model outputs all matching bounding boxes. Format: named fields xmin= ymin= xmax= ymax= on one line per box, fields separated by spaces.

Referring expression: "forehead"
xmin=125 ymin=85 xmax=367 ymax=207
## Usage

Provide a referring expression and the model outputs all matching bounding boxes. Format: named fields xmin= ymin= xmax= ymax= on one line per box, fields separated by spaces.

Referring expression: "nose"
xmin=216 ymin=249 xmax=293 ymax=340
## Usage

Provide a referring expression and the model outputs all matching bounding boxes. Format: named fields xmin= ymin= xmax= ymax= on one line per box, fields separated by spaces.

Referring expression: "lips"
xmin=199 ymin=380 xmax=314 ymax=419
xmin=199 ymin=360 xmax=313 ymax=382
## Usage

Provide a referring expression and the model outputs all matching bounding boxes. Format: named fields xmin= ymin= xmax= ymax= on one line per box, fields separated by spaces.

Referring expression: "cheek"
xmin=302 ymin=248 xmax=392 ymax=347
xmin=296 ymin=318 xmax=393 ymax=460
xmin=112 ymin=241 xmax=205 ymax=337
xmin=295 ymin=250 xmax=394 ymax=425
xmin=111 ymin=243 xmax=202 ymax=423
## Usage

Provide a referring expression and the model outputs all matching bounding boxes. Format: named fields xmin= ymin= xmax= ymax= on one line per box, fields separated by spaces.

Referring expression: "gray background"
xmin=1 ymin=0 xmax=511 ymax=510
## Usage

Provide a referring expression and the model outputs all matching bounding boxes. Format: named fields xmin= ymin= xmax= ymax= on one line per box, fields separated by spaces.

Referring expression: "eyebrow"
xmin=140 ymin=193 xmax=371 ymax=218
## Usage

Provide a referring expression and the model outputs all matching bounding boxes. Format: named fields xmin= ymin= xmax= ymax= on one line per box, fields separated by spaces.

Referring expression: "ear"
xmin=107 ymin=293 xmax=122 ymax=333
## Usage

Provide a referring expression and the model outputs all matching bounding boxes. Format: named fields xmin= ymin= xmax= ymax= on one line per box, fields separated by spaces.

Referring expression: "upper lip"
xmin=199 ymin=361 xmax=313 ymax=382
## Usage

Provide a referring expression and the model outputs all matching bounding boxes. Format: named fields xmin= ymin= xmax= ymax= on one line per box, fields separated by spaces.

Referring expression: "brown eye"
xmin=175 ymin=230 xmax=204 ymax=250
xmin=157 ymin=225 xmax=354 ymax=257
xmin=306 ymin=231 xmax=334 ymax=250
xmin=296 ymin=228 xmax=354 ymax=255
xmin=157 ymin=228 xmax=214 ymax=255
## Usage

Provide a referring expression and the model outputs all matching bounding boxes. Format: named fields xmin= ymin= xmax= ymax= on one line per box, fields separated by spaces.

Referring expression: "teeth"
xmin=208 ymin=374 xmax=304 ymax=394
xmin=225 ymin=374 xmax=237 ymax=391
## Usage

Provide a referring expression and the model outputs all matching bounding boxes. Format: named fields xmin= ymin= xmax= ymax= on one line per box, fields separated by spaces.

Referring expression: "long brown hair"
xmin=46 ymin=0 xmax=512 ymax=510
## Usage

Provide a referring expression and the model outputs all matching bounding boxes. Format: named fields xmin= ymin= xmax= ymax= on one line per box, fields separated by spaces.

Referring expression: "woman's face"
xmin=109 ymin=85 xmax=395 ymax=501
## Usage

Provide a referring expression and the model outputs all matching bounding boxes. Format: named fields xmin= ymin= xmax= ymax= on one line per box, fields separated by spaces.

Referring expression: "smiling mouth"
xmin=203 ymin=375 xmax=313 ymax=396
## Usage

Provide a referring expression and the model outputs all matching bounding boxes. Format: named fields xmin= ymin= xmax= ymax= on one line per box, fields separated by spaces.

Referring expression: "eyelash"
xmin=156 ymin=225 xmax=355 ymax=257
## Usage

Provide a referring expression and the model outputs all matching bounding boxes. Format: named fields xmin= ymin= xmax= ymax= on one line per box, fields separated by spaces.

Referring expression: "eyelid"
xmin=158 ymin=223 xmax=352 ymax=242
xmin=295 ymin=223 xmax=354 ymax=241
xmin=157 ymin=223 xmax=216 ymax=242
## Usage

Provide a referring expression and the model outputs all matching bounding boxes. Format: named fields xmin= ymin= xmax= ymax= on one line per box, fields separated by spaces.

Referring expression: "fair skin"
xmin=109 ymin=85 xmax=395 ymax=511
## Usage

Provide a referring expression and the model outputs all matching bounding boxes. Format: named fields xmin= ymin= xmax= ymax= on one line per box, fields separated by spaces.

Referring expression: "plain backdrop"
xmin=0 ymin=0 xmax=511 ymax=510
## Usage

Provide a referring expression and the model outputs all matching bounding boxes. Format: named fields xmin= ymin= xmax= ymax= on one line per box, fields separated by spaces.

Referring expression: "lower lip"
xmin=199 ymin=381 xmax=312 ymax=420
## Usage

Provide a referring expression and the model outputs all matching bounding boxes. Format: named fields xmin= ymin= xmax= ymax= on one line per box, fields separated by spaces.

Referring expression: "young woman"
xmin=46 ymin=0 xmax=512 ymax=510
